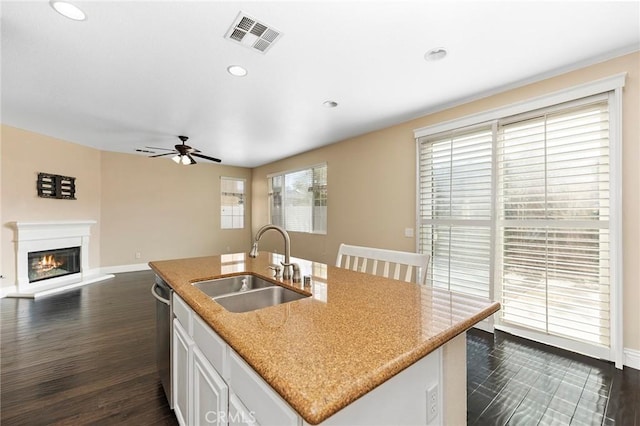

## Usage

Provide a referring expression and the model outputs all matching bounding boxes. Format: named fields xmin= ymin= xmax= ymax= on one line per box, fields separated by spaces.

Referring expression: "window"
xmin=416 ymin=76 xmax=623 ymax=365
xmin=268 ymin=164 xmax=327 ymax=234
xmin=221 ymin=177 xmax=245 ymax=229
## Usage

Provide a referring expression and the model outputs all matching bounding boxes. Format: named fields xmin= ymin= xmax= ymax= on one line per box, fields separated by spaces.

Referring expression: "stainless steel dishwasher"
xmin=151 ymin=276 xmax=173 ymax=408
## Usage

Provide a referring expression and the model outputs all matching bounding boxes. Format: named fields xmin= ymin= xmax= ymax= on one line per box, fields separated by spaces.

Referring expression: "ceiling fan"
xmin=145 ymin=136 xmax=221 ymax=165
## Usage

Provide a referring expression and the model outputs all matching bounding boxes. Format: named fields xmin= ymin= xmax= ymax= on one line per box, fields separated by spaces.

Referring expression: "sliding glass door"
xmin=417 ymin=93 xmax=619 ymax=362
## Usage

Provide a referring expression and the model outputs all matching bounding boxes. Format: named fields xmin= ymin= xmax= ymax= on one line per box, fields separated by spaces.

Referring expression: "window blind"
xmin=418 ymin=126 xmax=493 ymax=298
xmin=417 ymin=93 xmax=617 ymax=358
xmin=497 ymin=99 xmax=611 ymax=347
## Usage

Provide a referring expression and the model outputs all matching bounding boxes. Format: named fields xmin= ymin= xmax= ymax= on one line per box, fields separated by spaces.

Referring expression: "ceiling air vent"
xmin=224 ymin=12 xmax=282 ymax=54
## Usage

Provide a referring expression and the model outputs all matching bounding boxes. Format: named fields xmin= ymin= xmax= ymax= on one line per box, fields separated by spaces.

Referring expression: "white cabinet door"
xmin=229 ymin=392 xmax=260 ymax=426
xmin=193 ymin=347 xmax=229 ymax=426
xmin=173 ymin=318 xmax=192 ymax=426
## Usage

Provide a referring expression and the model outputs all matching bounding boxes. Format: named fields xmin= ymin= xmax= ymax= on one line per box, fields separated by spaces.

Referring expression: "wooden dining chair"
xmin=335 ymin=243 xmax=430 ymax=285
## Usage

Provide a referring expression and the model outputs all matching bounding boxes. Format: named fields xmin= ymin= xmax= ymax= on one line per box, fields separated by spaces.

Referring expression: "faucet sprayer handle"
xmin=267 ymin=265 xmax=282 ymax=278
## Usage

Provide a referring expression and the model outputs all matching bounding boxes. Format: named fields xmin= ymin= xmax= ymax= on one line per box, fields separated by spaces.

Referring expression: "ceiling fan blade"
xmin=187 ymin=154 xmax=197 ymax=165
xmin=191 ymin=152 xmax=222 ymax=163
xmin=145 ymin=146 xmax=175 ymax=151
xmin=149 ymin=152 xmax=177 ymax=158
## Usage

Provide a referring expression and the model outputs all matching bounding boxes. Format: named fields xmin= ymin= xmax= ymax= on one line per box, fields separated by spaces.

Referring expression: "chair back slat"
xmin=382 ymin=261 xmax=390 ymax=278
xmin=393 ymin=263 xmax=400 ymax=280
xmin=335 ymin=243 xmax=430 ymax=285
xmin=404 ymin=267 xmax=413 ymax=283
xmin=360 ymin=258 xmax=368 ymax=273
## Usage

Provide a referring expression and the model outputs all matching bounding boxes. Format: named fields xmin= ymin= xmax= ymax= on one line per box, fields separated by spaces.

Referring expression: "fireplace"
xmin=9 ymin=220 xmax=112 ymax=298
xmin=28 ymin=246 xmax=81 ymax=283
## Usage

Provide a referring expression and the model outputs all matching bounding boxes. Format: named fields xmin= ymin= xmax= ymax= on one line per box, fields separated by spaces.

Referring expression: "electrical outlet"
xmin=426 ymin=384 xmax=438 ymax=423
xmin=404 ymin=227 xmax=414 ymax=238
xmin=135 ymin=252 xmax=141 ymax=259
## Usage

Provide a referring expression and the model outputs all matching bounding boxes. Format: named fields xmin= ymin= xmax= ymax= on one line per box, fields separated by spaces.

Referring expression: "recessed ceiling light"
xmin=424 ymin=47 xmax=447 ymax=62
xmin=323 ymin=101 xmax=338 ymax=108
xmin=50 ymin=1 xmax=86 ymax=21
xmin=227 ymin=65 xmax=248 ymax=77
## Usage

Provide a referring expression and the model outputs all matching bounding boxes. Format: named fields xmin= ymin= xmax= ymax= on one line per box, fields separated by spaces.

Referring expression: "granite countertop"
xmin=149 ymin=252 xmax=500 ymax=425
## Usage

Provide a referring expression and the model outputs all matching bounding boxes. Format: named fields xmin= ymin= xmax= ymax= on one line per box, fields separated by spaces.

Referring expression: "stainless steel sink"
xmin=192 ymin=274 xmax=275 ymax=298
xmin=213 ymin=286 xmax=309 ymax=313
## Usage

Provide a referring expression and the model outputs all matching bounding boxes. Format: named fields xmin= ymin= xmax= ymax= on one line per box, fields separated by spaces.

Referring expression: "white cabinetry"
xmin=229 ymin=393 xmax=257 ymax=426
xmin=193 ymin=347 xmax=229 ymax=426
xmin=173 ymin=293 xmax=300 ymax=426
xmin=173 ymin=294 xmax=229 ymax=426
xmin=173 ymin=318 xmax=192 ymax=426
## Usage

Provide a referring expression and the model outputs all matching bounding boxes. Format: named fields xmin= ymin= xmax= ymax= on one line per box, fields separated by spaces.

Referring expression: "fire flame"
xmin=38 ymin=254 xmax=63 ymax=272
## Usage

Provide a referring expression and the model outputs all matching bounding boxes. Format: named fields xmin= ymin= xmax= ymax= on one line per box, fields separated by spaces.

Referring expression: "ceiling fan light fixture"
xmin=50 ymin=1 xmax=86 ymax=21
xmin=147 ymin=135 xmax=220 ymax=164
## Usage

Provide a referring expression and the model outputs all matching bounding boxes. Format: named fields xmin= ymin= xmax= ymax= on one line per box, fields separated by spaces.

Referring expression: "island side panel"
xmin=443 ymin=332 xmax=467 ymax=425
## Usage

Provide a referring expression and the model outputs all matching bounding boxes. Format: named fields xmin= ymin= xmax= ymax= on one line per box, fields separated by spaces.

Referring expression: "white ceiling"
xmin=2 ymin=1 xmax=639 ymax=168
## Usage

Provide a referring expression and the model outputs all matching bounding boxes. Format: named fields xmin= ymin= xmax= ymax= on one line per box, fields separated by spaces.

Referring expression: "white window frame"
xmin=267 ymin=163 xmax=328 ymax=235
xmin=414 ymin=73 xmax=625 ymax=368
xmin=220 ymin=177 xmax=246 ymax=230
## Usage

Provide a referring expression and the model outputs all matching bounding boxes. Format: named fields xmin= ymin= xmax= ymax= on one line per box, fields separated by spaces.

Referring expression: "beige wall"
xmin=251 ymin=122 xmax=418 ymax=264
xmin=1 ymin=125 xmax=103 ymax=286
xmin=252 ymin=52 xmax=640 ymax=352
xmin=1 ymin=125 xmax=253 ymax=290
xmin=0 ymin=125 xmax=3 ymax=280
xmin=100 ymin=151 xmax=252 ymax=266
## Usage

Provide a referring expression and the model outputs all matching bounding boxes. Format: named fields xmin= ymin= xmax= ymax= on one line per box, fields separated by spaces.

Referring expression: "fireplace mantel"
xmin=9 ymin=220 xmax=113 ymax=298
xmin=15 ymin=220 xmax=97 ymax=240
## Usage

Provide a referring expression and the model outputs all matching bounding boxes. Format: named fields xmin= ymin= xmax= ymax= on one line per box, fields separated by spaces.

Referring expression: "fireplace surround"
xmin=9 ymin=221 xmax=113 ymax=298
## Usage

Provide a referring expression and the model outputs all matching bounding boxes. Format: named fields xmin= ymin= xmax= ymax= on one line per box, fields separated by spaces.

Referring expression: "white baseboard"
xmin=624 ymin=348 xmax=640 ymax=370
xmin=100 ymin=263 xmax=151 ymax=274
xmin=1 ymin=285 xmax=18 ymax=298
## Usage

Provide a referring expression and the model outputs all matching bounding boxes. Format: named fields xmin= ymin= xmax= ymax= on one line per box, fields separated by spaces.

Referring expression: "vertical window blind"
xmin=418 ymin=94 xmax=615 ymax=355
xmin=268 ymin=164 xmax=327 ymax=234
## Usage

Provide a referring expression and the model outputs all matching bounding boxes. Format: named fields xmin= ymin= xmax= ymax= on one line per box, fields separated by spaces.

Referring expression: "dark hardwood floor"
xmin=467 ymin=329 xmax=640 ymax=425
xmin=2 ymin=271 xmax=638 ymax=425
xmin=1 ymin=271 xmax=177 ymax=425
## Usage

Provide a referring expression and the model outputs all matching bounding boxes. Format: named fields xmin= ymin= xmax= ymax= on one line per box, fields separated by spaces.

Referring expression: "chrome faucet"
xmin=249 ymin=224 xmax=301 ymax=282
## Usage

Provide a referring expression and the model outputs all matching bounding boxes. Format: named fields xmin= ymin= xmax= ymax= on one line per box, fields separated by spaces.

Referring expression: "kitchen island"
xmin=150 ymin=252 xmax=500 ymax=425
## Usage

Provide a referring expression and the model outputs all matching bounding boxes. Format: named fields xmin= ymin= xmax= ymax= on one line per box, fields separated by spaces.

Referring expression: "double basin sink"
xmin=193 ymin=274 xmax=309 ymax=313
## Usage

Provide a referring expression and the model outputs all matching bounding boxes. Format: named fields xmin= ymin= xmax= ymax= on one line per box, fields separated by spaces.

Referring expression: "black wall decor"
xmin=37 ymin=172 xmax=76 ymax=200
